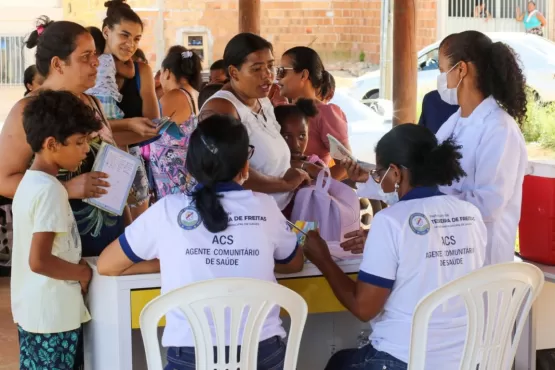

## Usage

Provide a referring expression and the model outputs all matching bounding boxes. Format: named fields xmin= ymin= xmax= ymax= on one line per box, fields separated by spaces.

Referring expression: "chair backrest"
xmin=139 ymin=278 xmax=308 ymax=370
xmin=408 ymin=262 xmax=544 ymax=370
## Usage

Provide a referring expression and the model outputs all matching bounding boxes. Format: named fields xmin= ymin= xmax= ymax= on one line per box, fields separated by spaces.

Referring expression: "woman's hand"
xmin=282 ymin=167 xmax=311 ymax=191
xmin=127 ymin=117 xmax=159 ymax=137
xmin=304 ymin=230 xmax=332 ymax=266
xmin=340 ymin=229 xmax=369 ymax=255
xmin=64 ymin=171 xmax=110 ymax=199
xmin=341 ymin=158 xmax=370 ymax=183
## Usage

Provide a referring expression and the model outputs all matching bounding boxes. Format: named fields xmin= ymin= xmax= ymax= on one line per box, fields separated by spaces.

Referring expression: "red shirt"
xmin=306 ymin=102 xmax=349 ymax=166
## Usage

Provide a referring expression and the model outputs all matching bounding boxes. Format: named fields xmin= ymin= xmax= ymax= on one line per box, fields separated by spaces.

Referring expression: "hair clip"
xmin=181 ymin=51 xmax=193 ymax=59
xmin=200 ymin=135 xmax=218 ymax=154
xmin=37 ymin=25 xmax=45 ymax=36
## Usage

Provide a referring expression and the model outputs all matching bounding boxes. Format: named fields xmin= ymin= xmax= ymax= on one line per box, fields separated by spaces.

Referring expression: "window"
xmin=0 ymin=36 xmax=26 ymax=86
xmin=185 ymin=34 xmax=207 ymax=68
xmin=418 ymin=49 xmax=439 ymax=71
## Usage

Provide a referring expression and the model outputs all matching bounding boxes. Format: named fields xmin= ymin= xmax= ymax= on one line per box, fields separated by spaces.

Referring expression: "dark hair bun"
xmin=104 ymin=0 xmax=130 ymax=9
xmin=295 ymin=98 xmax=318 ymax=118
xmin=25 ymin=16 xmax=54 ymax=49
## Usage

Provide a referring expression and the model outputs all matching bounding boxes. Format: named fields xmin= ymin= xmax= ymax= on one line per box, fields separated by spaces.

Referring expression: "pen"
xmin=286 ymin=220 xmax=342 ymax=261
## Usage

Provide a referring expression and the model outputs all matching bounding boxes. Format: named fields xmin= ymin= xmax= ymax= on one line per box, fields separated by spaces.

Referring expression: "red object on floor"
xmin=519 ymin=160 xmax=555 ymax=265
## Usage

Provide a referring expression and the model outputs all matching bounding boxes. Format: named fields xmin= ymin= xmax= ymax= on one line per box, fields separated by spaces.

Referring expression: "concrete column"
xmin=239 ymin=0 xmax=261 ymax=35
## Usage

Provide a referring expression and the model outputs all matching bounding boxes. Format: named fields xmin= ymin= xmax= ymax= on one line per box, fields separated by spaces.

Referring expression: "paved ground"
xmin=0 ymin=278 xmax=17 ymax=370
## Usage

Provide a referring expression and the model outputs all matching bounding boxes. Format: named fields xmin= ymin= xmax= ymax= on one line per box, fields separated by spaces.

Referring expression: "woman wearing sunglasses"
xmin=98 ymin=114 xmax=304 ymax=370
xmin=276 ymin=46 xmax=350 ymax=180
xmin=200 ymin=33 xmax=310 ymax=213
xmin=303 ymin=123 xmax=487 ymax=370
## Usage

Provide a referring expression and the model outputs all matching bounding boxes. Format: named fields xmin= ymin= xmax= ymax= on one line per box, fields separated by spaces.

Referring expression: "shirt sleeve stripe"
xmin=119 ymin=233 xmax=145 ymax=263
xmin=275 ymin=243 xmax=299 ymax=265
xmin=358 ymin=270 xmax=395 ymax=289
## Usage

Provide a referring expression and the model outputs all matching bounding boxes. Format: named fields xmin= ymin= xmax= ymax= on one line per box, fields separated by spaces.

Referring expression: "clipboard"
xmin=83 ymin=142 xmax=140 ymax=216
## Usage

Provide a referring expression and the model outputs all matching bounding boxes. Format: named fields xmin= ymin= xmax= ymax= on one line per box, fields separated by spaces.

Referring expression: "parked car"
xmin=349 ymin=32 xmax=555 ymax=103
xmin=329 ymin=89 xmax=392 ymax=165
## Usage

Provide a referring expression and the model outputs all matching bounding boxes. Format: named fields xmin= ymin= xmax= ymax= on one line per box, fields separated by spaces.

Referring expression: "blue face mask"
xmin=377 ymin=167 xmax=400 ymax=206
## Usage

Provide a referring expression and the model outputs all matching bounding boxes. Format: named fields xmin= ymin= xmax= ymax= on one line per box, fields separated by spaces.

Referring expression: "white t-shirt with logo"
xmin=359 ymin=187 xmax=486 ymax=369
xmin=120 ymin=184 xmax=298 ymax=347
xmin=11 ymin=170 xmax=91 ymax=333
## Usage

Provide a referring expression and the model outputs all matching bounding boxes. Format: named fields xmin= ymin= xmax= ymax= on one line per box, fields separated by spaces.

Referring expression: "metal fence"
xmin=0 ymin=36 xmax=26 ymax=87
xmin=443 ymin=0 xmax=551 ymax=38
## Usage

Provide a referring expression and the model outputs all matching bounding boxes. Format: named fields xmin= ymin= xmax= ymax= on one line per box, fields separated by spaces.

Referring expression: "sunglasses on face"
xmin=276 ymin=66 xmax=294 ymax=79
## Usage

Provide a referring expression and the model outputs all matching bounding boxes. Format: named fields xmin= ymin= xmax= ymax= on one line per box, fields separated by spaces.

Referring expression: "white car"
xmin=349 ymin=32 xmax=555 ymax=103
xmin=329 ymin=89 xmax=392 ymax=165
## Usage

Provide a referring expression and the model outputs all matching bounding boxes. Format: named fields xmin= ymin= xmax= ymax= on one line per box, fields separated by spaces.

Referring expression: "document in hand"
xmin=327 ymin=134 xmax=375 ymax=172
xmin=84 ymin=142 xmax=140 ymax=216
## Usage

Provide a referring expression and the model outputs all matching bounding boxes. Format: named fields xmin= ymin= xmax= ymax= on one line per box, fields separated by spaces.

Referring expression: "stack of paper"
xmin=327 ymin=134 xmax=375 ymax=172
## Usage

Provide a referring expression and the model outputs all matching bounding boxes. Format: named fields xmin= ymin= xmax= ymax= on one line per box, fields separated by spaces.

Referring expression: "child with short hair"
xmin=11 ymin=90 xmax=102 ymax=370
xmin=274 ymin=98 xmax=324 ymax=179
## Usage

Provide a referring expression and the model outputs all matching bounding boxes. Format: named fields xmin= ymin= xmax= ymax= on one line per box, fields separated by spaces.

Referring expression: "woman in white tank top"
xmin=200 ymin=33 xmax=310 ymax=211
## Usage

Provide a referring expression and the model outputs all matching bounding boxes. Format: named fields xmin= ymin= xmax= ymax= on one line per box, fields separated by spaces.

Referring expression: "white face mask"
xmin=377 ymin=167 xmax=400 ymax=206
xmin=437 ymin=62 xmax=462 ymax=105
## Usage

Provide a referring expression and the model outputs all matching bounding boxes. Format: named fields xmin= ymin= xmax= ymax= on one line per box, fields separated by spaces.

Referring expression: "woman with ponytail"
xmin=277 ymin=46 xmax=350 ymax=179
xmin=147 ymin=45 xmax=202 ymax=200
xmin=305 ymin=123 xmax=487 ymax=370
xmin=98 ymin=114 xmax=304 ymax=370
xmin=346 ymin=31 xmax=528 ymax=267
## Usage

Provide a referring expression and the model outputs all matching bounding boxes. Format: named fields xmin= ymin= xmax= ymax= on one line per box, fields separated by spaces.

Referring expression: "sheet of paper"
xmin=84 ymin=142 xmax=140 ymax=216
xmin=327 ymin=134 xmax=375 ymax=171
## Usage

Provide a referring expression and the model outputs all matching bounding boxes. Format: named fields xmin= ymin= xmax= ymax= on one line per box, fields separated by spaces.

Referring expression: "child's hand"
xmin=283 ymin=168 xmax=311 ymax=191
xmin=79 ymin=259 xmax=92 ymax=295
xmin=64 ymin=172 xmax=110 ymax=199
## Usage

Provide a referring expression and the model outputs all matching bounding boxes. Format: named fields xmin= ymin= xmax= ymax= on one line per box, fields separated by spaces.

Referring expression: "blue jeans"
xmin=165 ymin=336 xmax=286 ymax=370
xmin=325 ymin=344 xmax=407 ymax=370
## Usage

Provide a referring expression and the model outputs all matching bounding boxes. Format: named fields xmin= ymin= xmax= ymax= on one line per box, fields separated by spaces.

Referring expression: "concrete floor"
xmin=0 ymin=277 xmax=18 ymax=370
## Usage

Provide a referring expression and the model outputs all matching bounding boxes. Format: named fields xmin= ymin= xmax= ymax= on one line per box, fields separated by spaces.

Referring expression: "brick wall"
xmin=63 ymin=0 xmax=439 ymax=67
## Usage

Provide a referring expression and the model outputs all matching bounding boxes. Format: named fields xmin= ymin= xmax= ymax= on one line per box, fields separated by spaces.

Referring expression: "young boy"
xmin=11 ymin=90 xmax=102 ymax=369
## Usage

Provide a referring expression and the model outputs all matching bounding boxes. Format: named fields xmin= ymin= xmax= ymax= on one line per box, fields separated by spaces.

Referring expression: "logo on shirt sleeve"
xmin=409 ymin=213 xmax=431 ymax=235
xmin=178 ymin=206 xmax=202 ymax=230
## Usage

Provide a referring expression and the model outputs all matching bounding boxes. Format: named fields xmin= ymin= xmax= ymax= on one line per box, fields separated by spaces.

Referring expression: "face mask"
xmin=437 ymin=62 xmax=462 ymax=105
xmin=377 ymin=167 xmax=400 ymax=206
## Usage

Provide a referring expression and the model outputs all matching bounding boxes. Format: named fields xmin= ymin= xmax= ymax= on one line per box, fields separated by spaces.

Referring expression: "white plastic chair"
xmin=408 ymin=262 xmax=544 ymax=370
xmin=139 ymin=278 xmax=308 ymax=370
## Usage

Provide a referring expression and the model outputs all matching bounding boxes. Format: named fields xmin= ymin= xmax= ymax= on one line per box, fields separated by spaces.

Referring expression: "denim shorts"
xmin=325 ymin=344 xmax=407 ymax=370
xmin=165 ymin=335 xmax=286 ymax=370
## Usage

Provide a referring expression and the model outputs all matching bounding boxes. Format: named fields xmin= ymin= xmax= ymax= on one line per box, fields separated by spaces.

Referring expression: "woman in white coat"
xmin=349 ymin=30 xmax=528 ymax=266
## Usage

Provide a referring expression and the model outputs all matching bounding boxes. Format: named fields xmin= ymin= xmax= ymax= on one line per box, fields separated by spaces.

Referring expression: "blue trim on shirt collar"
xmin=400 ymin=186 xmax=444 ymax=202
xmin=119 ymin=233 xmax=144 ymax=263
xmin=194 ymin=182 xmax=245 ymax=193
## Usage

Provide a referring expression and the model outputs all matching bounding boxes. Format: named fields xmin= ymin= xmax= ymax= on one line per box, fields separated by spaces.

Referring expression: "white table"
xmin=83 ymin=257 xmax=364 ymax=370
xmin=515 ymin=257 xmax=555 ymax=370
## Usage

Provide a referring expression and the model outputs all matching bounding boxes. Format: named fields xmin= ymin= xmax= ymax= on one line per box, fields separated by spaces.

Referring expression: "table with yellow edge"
xmin=83 ymin=257 xmax=365 ymax=370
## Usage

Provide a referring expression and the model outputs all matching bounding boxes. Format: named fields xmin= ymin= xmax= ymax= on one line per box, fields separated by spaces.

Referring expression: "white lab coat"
xmin=358 ymin=96 xmax=528 ymax=265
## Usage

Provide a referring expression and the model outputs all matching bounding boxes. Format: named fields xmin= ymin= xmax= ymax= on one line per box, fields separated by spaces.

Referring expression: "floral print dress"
xmin=148 ymin=89 xmax=198 ymax=199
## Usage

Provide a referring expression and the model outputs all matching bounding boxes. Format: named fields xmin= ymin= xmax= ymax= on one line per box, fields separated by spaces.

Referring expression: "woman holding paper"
xmin=277 ymin=46 xmax=350 ymax=180
xmin=148 ymin=45 xmax=203 ymax=199
xmin=344 ymin=31 xmax=528 ymax=266
xmin=0 ymin=18 xmax=124 ymax=257
xmin=200 ymin=33 xmax=310 ymax=211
